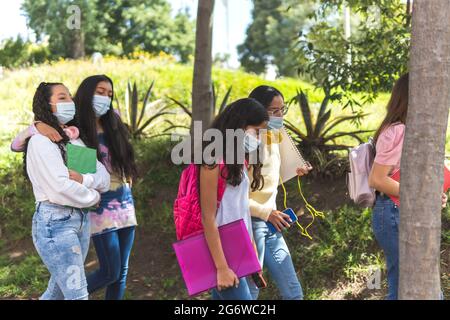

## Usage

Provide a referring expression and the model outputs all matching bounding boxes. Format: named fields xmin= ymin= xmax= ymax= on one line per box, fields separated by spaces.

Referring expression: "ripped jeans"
xmin=32 ymin=201 xmax=90 ymax=300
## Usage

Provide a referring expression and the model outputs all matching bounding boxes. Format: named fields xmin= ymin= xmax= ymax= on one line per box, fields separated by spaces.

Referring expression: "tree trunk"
xmin=191 ymin=0 xmax=215 ymax=132
xmin=399 ymin=0 xmax=450 ymax=300
xmin=71 ymin=29 xmax=85 ymax=59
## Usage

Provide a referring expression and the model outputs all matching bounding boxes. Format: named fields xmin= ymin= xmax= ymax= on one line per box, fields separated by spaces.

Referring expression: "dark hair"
xmin=374 ymin=73 xmax=409 ymax=142
xmin=23 ymin=82 xmax=71 ymax=178
xmin=249 ymin=85 xmax=284 ymax=109
xmin=73 ymin=75 xmax=138 ymax=180
xmin=202 ymin=98 xmax=269 ymax=191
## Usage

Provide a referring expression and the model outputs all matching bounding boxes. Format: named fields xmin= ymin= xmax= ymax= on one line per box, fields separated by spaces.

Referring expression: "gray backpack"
xmin=348 ymin=138 xmax=376 ymax=207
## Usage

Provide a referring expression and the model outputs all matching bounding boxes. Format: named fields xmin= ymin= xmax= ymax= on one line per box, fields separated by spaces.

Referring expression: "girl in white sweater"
xmin=25 ymin=82 xmax=110 ymax=300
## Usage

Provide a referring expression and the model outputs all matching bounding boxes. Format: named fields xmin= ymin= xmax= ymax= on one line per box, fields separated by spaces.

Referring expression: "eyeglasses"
xmin=267 ymin=105 xmax=289 ymax=117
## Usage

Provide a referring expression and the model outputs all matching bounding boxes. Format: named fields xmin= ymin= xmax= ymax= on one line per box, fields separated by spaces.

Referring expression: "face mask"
xmin=52 ymin=101 xmax=76 ymax=124
xmin=92 ymin=95 xmax=111 ymax=117
xmin=244 ymin=132 xmax=261 ymax=153
xmin=268 ymin=116 xmax=283 ymax=130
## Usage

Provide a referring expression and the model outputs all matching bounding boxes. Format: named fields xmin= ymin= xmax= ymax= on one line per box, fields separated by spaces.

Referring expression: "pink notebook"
xmin=172 ymin=219 xmax=261 ymax=296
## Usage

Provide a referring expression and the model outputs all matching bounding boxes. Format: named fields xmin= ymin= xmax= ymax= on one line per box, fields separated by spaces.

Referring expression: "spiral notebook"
xmin=279 ymin=127 xmax=309 ymax=184
xmin=172 ymin=219 xmax=261 ymax=296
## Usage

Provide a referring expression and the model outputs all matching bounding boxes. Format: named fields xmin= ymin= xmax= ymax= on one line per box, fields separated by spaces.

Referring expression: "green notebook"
xmin=67 ymin=143 xmax=97 ymax=174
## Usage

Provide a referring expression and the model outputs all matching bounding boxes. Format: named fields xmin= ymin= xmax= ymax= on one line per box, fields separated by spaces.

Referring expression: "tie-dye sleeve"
xmin=10 ymin=124 xmax=38 ymax=152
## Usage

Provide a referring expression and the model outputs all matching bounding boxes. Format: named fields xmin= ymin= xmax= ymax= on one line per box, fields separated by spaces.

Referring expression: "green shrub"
xmin=258 ymin=205 xmax=383 ymax=299
xmin=0 ymin=254 xmax=48 ymax=299
xmin=0 ymin=149 xmax=35 ymax=241
xmin=132 ymin=137 xmax=182 ymax=232
xmin=0 ymin=36 xmax=50 ymax=69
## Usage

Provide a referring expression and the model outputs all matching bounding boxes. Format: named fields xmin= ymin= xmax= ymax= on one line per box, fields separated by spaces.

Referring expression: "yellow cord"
xmin=297 ymin=176 xmax=325 ymax=219
xmin=279 ymin=176 xmax=325 ymax=240
xmin=280 ymin=177 xmax=289 ymax=210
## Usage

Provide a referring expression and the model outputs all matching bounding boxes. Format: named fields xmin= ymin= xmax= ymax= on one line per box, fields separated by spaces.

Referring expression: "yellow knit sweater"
xmin=248 ymin=132 xmax=282 ymax=221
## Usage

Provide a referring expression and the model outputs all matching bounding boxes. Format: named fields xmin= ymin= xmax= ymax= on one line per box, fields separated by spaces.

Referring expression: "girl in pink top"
xmin=373 ymin=122 xmax=405 ymax=175
xmin=368 ymin=73 xmax=447 ymax=300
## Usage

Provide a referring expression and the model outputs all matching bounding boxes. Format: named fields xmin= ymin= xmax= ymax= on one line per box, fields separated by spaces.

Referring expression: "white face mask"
xmin=52 ymin=101 xmax=76 ymax=124
xmin=92 ymin=95 xmax=111 ymax=117
xmin=244 ymin=132 xmax=261 ymax=153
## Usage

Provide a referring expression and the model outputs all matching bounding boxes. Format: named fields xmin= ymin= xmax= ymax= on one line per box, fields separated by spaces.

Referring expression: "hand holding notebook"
xmin=279 ymin=127 xmax=310 ymax=184
xmin=67 ymin=143 xmax=97 ymax=174
xmin=172 ymin=219 xmax=261 ymax=296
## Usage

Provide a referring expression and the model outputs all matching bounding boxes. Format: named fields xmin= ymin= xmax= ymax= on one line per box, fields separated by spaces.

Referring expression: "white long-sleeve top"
xmin=26 ymin=134 xmax=110 ymax=208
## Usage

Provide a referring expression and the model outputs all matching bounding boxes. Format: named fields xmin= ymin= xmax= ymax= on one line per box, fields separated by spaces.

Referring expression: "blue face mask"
xmin=244 ymin=133 xmax=261 ymax=153
xmin=92 ymin=95 xmax=111 ymax=117
xmin=268 ymin=116 xmax=283 ymax=130
xmin=52 ymin=101 xmax=76 ymax=124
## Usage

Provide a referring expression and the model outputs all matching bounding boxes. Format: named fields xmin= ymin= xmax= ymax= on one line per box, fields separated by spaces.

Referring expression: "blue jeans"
xmin=32 ymin=201 xmax=90 ymax=300
xmin=249 ymin=217 xmax=303 ymax=300
xmin=211 ymin=277 xmax=253 ymax=300
xmin=372 ymin=195 xmax=399 ymax=300
xmin=372 ymin=195 xmax=445 ymax=300
xmin=87 ymin=226 xmax=135 ymax=300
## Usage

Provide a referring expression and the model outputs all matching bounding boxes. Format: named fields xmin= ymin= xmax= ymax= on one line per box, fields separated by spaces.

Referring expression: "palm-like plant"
xmin=118 ymin=81 xmax=174 ymax=139
xmin=167 ymin=83 xmax=233 ymax=123
xmin=284 ymin=89 xmax=374 ymax=176
xmin=212 ymin=84 xmax=233 ymax=116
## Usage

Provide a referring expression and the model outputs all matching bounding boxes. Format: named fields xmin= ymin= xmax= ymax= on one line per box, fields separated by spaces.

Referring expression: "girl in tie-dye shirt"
xmin=89 ymin=132 xmax=137 ymax=235
xmin=73 ymin=75 xmax=138 ymax=300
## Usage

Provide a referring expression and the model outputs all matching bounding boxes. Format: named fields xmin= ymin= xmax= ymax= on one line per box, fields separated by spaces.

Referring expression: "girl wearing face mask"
xmin=246 ymin=85 xmax=312 ymax=300
xmin=72 ymin=75 xmax=138 ymax=300
xmin=11 ymin=75 xmax=138 ymax=300
xmin=23 ymin=82 xmax=110 ymax=300
xmin=200 ymin=98 xmax=268 ymax=300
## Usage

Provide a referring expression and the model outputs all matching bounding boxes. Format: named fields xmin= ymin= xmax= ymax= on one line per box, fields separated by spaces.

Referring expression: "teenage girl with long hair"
xmin=24 ymin=82 xmax=110 ymax=300
xmin=247 ymin=85 xmax=312 ymax=300
xmin=73 ymin=75 xmax=138 ymax=300
xmin=369 ymin=73 xmax=447 ymax=299
xmin=200 ymin=98 xmax=268 ymax=300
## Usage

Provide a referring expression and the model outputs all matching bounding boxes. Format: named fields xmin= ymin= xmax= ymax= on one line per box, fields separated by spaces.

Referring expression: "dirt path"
xmin=85 ymin=228 xmax=200 ymax=300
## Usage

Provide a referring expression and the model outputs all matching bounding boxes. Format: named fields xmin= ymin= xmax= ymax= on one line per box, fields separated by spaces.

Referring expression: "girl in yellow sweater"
xmin=248 ymin=86 xmax=312 ymax=300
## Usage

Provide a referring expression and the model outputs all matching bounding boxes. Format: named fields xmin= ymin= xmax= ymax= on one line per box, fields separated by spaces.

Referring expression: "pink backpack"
xmin=174 ymin=163 xmax=227 ymax=240
xmin=348 ymin=138 xmax=376 ymax=207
